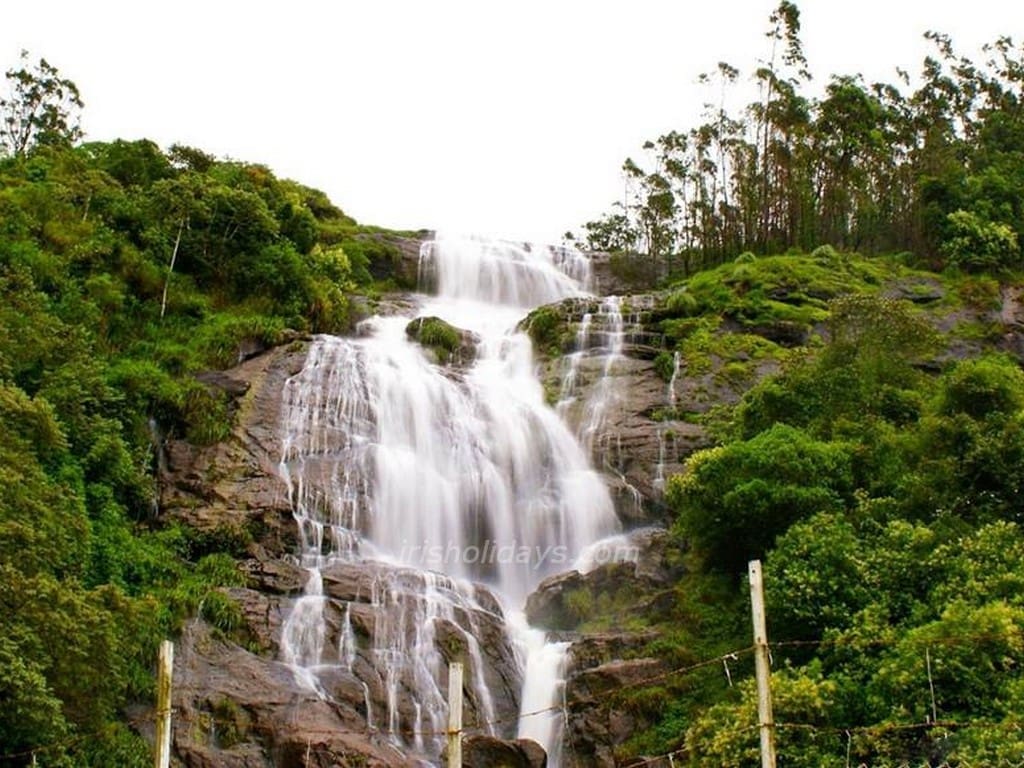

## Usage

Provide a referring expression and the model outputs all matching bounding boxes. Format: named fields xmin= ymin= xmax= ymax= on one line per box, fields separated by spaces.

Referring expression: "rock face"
xmin=530 ymin=294 xmax=745 ymax=522
xmin=173 ymin=621 xmax=418 ymax=768
xmin=361 ymin=231 xmax=431 ymax=290
xmin=587 ymin=251 xmax=663 ymax=296
xmin=157 ymin=341 xmax=524 ymax=766
xmin=563 ymin=656 xmax=669 ymax=768
xmin=159 ymin=342 xmax=309 ymax=550
xmin=525 ymin=528 xmax=682 ymax=631
xmin=520 ymin=530 xmax=683 ymax=767
xmin=171 ymin=561 xmax=525 ymax=766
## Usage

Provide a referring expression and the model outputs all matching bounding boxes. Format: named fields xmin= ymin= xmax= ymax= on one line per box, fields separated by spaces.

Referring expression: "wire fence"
xmin=5 ymin=626 xmax=1024 ymax=765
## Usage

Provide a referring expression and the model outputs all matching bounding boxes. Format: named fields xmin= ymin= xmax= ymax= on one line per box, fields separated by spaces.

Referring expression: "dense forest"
xmin=2 ymin=2 xmax=1024 ymax=764
xmin=578 ymin=1 xmax=1023 ymax=280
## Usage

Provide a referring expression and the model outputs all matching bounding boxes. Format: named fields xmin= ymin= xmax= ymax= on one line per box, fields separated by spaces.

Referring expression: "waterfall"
xmin=555 ymin=296 xmax=647 ymax=516
xmin=277 ymin=233 xmax=619 ymax=764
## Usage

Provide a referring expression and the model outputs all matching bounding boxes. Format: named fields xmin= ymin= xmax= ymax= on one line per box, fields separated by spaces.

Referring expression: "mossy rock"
xmin=524 ymin=305 xmax=563 ymax=349
xmin=405 ymin=316 xmax=478 ymax=365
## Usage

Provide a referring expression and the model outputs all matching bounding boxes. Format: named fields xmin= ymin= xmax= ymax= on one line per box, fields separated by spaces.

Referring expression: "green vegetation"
xmin=0 ymin=55 xmax=404 ymax=765
xmin=668 ymin=252 xmax=903 ymax=329
xmin=405 ymin=316 xmax=464 ymax=361
xmin=579 ymin=3 xmax=1024 ymax=285
xmin=524 ymin=303 xmax=574 ymax=356
xmin=556 ymin=217 xmax=1024 ymax=764
xmin=617 ymin=291 xmax=1024 ymax=764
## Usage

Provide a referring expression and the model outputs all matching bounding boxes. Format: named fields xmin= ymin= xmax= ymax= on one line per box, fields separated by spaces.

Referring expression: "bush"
xmin=668 ymin=424 xmax=853 ymax=571
xmin=811 ymin=243 xmax=842 ymax=265
xmin=524 ymin=305 xmax=564 ymax=353
xmin=664 ymin=288 xmax=699 ymax=317
xmin=938 ymin=356 xmax=1024 ymax=420
xmin=941 ymin=209 xmax=1020 ymax=272
xmin=653 ymin=350 xmax=678 ymax=382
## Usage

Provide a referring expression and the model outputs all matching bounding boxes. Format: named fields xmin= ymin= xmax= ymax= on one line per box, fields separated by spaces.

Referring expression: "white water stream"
xmin=277 ymin=233 xmax=621 ymax=764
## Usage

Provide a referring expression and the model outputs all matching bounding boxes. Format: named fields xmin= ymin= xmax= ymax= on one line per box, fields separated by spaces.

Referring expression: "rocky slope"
xmin=150 ymin=248 xmax=1024 ymax=767
xmin=516 ymin=263 xmax=1024 ymax=765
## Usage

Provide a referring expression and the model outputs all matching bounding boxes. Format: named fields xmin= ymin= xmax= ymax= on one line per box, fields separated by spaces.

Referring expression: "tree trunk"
xmin=160 ymin=219 xmax=185 ymax=319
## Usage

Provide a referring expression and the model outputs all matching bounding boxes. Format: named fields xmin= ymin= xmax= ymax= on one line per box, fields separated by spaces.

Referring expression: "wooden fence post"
xmin=155 ymin=640 xmax=174 ymax=768
xmin=749 ymin=560 xmax=777 ymax=768
xmin=447 ymin=661 xmax=463 ymax=768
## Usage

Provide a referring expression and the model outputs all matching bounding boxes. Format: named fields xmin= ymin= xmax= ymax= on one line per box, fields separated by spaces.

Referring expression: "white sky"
xmin=2 ymin=1 xmax=1020 ymax=242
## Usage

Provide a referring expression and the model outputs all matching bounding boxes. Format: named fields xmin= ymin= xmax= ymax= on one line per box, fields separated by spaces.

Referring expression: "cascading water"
xmin=277 ymin=233 xmax=620 ymax=764
xmin=556 ymin=296 xmax=647 ymax=515
xmin=654 ymin=351 xmax=682 ymax=493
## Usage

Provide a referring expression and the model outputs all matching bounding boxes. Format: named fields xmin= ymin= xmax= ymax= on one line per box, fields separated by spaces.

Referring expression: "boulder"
xmin=406 ymin=315 xmax=480 ymax=365
xmin=461 ymin=735 xmax=547 ymax=768
xmin=563 ymin=658 xmax=669 ymax=768
xmin=567 ymin=630 xmax=660 ymax=672
xmin=526 ymin=528 xmax=681 ymax=631
xmin=525 ymin=570 xmax=586 ymax=630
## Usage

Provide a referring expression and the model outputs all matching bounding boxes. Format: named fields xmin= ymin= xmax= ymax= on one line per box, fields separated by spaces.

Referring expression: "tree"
xmin=0 ymin=51 xmax=83 ymax=157
xmin=668 ymin=424 xmax=853 ymax=571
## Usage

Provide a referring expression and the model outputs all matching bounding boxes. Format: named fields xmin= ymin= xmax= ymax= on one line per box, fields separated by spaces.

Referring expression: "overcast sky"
xmin=2 ymin=1 xmax=1020 ymax=242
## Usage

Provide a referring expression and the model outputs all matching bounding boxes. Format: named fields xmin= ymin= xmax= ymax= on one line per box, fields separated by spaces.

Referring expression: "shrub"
xmin=811 ymin=243 xmax=842 ymax=265
xmin=941 ymin=209 xmax=1020 ymax=272
xmin=406 ymin=316 xmax=461 ymax=359
xmin=937 ymin=356 xmax=1024 ymax=420
xmin=665 ymin=288 xmax=699 ymax=317
xmin=524 ymin=306 xmax=564 ymax=352
xmin=668 ymin=424 xmax=853 ymax=571
xmin=653 ymin=350 xmax=678 ymax=382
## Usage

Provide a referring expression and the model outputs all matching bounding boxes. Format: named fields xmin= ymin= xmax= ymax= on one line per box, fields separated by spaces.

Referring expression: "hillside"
xmin=3 ymin=10 xmax=1024 ymax=767
xmin=522 ymin=251 xmax=1024 ymax=765
xmin=0 ymin=133 xmax=422 ymax=764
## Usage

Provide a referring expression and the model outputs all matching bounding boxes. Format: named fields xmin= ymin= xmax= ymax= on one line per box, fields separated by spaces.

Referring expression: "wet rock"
xmin=322 ymin=560 xmax=523 ymax=737
xmin=227 ymin=587 xmax=288 ymax=655
xmin=241 ymin=546 xmax=307 ymax=594
xmin=158 ymin=342 xmax=309 ymax=559
xmin=517 ymin=738 xmax=549 ymax=768
xmin=351 ymin=292 xmax=421 ymax=325
xmin=530 ymin=291 xmax=791 ymax=520
xmin=170 ymin=622 xmax=416 ymax=768
xmin=156 ymin=337 xmax=530 ymax=764
xmin=461 ymin=735 xmax=548 ymax=767
xmin=170 ymin=559 xmax=526 ymax=764
xmin=525 ymin=570 xmax=586 ymax=630
xmin=563 ymin=658 xmax=669 ymax=768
